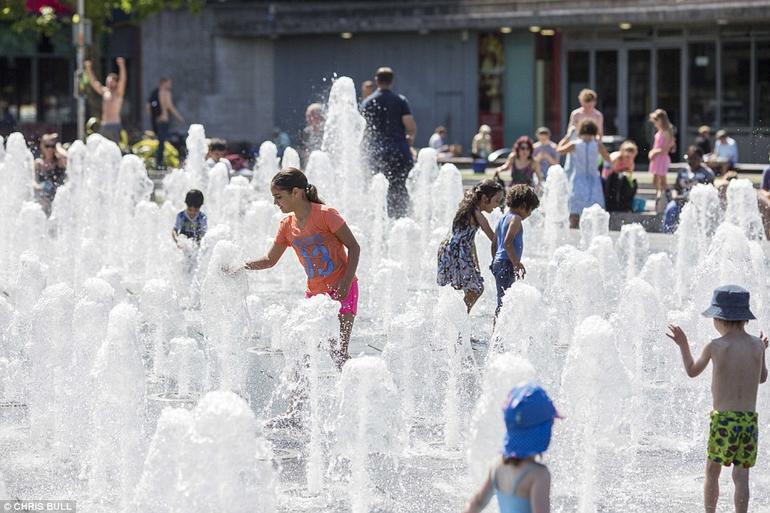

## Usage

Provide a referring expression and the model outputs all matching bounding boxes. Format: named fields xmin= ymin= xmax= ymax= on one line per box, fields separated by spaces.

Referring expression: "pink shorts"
xmin=306 ymin=280 xmax=359 ymax=315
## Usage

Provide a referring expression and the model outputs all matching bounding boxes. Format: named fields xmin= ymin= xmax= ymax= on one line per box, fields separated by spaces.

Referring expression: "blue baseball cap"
xmin=702 ymin=285 xmax=756 ymax=321
xmin=502 ymin=383 xmax=560 ymax=459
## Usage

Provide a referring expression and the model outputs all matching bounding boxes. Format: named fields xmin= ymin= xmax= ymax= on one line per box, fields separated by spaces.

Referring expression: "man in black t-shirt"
xmin=361 ymin=67 xmax=417 ymax=218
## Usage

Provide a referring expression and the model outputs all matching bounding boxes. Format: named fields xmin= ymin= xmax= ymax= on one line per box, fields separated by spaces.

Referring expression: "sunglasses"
xmin=43 ymin=144 xmax=56 ymax=148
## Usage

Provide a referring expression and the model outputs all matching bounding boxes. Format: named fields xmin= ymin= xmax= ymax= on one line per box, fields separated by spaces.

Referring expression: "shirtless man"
xmin=667 ymin=285 xmax=767 ymax=513
xmin=149 ymin=78 xmax=184 ymax=168
xmin=567 ymin=88 xmax=604 ymax=137
xmin=84 ymin=57 xmax=126 ymax=143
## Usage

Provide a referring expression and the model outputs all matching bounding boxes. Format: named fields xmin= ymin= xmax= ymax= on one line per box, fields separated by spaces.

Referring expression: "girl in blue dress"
xmin=557 ymin=119 xmax=611 ymax=228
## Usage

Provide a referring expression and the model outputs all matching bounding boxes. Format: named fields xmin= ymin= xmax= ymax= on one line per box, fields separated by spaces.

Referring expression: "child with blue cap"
xmin=463 ymin=382 xmax=559 ymax=513
xmin=667 ymin=284 xmax=768 ymax=513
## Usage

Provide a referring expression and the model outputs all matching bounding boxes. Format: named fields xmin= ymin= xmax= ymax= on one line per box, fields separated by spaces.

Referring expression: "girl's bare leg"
xmin=463 ymin=289 xmax=481 ymax=313
xmin=334 ymin=313 xmax=355 ymax=370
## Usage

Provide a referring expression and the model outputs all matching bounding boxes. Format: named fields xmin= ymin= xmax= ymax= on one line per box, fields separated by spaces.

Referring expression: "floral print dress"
xmin=437 ymin=223 xmax=483 ymax=294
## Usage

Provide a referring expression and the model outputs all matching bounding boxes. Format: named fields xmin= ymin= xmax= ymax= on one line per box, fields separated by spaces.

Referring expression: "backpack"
xmin=618 ymin=174 xmax=637 ymax=211
xmin=148 ymin=88 xmax=161 ymax=120
xmin=603 ymin=173 xmax=637 ymax=212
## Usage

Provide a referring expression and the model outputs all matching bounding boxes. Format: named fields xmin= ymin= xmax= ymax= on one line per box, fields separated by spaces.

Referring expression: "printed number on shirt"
xmin=295 ymin=234 xmax=335 ymax=279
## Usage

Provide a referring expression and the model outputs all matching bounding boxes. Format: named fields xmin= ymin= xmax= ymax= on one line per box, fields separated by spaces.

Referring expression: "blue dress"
xmin=568 ymin=139 xmax=605 ymax=215
xmin=436 ymin=223 xmax=483 ymax=294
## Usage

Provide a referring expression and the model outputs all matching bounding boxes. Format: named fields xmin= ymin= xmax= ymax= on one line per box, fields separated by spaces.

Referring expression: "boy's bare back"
xmin=707 ymin=332 xmax=765 ymax=411
xmin=667 ymin=323 xmax=768 ymax=411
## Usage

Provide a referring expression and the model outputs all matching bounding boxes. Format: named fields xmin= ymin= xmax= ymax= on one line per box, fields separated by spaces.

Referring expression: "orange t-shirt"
xmin=274 ymin=203 xmax=353 ymax=295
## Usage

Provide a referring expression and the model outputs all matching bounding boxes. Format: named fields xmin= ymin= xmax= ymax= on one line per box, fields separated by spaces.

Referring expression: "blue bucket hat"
xmin=502 ymin=382 xmax=560 ymax=459
xmin=702 ymin=285 xmax=756 ymax=321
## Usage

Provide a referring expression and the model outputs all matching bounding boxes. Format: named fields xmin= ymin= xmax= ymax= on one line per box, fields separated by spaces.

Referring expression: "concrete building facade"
xmin=134 ymin=1 xmax=770 ymax=162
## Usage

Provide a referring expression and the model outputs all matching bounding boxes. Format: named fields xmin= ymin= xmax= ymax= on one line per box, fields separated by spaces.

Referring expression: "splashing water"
xmin=0 ymin=74 xmax=769 ymax=513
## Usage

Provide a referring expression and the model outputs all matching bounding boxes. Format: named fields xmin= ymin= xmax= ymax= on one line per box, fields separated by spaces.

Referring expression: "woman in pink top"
xmin=648 ymin=109 xmax=675 ymax=206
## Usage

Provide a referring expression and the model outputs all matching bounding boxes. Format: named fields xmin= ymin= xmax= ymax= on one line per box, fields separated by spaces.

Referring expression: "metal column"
xmin=75 ymin=0 xmax=85 ymax=141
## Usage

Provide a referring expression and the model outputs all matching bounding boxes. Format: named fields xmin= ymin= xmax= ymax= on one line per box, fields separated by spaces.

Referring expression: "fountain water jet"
xmin=579 ymin=203 xmax=610 ymax=248
xmin=253 ymin=141 xmax=279 ymax=192
xmin=89 ymin=303 xmax=145 ymax=509
xmin=466 ymin=353 xmax=536 ymax=483
xmin=557 ymin=316 xmax=631 ymax=513
xmin=335 ymin=356 xmax=403 ymax=513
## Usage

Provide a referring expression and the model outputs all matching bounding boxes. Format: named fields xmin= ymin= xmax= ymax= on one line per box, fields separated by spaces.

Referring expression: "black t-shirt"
xmin=148 ymin=88 xmax=161 ymax=121
xmin=361 ymin=89 xmax=411 ymax=157
xmin=694 ymin=134 xmax=711 ymax=156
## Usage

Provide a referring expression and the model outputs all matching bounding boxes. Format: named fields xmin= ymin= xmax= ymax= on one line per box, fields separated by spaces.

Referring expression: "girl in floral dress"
xmin=437 ymin=179 xmax=504 ymax=312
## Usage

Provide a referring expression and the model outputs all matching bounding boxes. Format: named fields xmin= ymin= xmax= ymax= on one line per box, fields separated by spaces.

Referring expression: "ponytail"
xmin=272 ymin=167 xmax=325 ymax=204
xmin=305 ymin=183 xmax=323 ymax=204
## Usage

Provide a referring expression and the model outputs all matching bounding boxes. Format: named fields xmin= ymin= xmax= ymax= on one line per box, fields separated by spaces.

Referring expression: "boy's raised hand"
xmin=666 ymin=324 xmax=688 ymax=347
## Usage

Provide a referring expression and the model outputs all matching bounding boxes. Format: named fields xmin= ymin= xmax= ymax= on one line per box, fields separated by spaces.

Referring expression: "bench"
xmin=667 ymin=162 xmax=765 ymax=173
xmin=437 ymin=156 xmax=507 ymax=168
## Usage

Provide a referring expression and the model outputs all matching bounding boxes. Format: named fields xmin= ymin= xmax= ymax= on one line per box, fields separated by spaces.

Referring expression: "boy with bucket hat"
xmin=667 ymin=285 xmax=768 ymax=513
xmin=463 ymin=382 xmax=559 ymax=513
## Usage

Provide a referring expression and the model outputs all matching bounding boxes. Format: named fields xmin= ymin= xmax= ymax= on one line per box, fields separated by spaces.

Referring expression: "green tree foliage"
xmin=0 ymin=0 xmax=203 ymax=38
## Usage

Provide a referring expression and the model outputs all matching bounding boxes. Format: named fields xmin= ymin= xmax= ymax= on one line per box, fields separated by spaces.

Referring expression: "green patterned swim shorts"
xmin=707 ymin=410 xmax=759 ymax=468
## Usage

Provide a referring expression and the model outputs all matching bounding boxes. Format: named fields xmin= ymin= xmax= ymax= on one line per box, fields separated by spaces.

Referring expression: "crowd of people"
xmin=452 ymin=88 xmax=769 ymax=237
xmin=13 ymin=57 xmax=769 ymax=241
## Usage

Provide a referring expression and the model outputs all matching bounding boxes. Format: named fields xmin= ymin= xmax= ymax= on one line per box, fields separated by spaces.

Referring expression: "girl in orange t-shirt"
xmin=244 ymin=168 xmax=360 ymax=368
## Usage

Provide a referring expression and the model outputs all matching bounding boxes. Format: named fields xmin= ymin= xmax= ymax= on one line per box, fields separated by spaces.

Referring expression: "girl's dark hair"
xmin=506 ymin=184 xmax=540 ymax=210
xmin=185 ymin=189 xmax=204 ymax=208
xmin=271 ymin=167 xmax=324 ymax=204
xmin=452 ymin=179 xmax=503 ymax=230
xmin=209 ymin=138 xmax=227 ymax=152
xmin=577 ymin=119 xmax=599 ymax=137
xmin=687 ymin=145 xmax=703 ymax=161
xmin=512 ymin=135 xmax=534 ymax=160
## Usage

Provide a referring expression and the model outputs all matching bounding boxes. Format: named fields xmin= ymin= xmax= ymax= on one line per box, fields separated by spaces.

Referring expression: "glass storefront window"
xmin=688 ymin=42 xmax=716 ymax=127
xmin=478 ymin=32 xmax=505 ymax=148
xmin=0 ymin=57 xmax=33 ymax=122
xmin=567 ymin=50 xmax=589 ymax=114
xmin=657 ymin=48 xmax=681 ymax=133
xmin=595 ymin=50 xmax=618 ymax=134
xmin=757 ymin=41 xmax=770 ymax=130
xmin=721 ymin=42 xmax=751 ymax=126
xmin=38 ymin=58 xmax=73 ymax=125
xmin=628 ymin=49 xmax=652 ymax=159
xmin=535 ymin=34 xmax=560 ymax=134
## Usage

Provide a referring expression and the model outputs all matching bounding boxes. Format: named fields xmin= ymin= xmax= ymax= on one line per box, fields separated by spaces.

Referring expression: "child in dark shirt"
xmin=172 ymin=189 xmax=207 ymax=245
